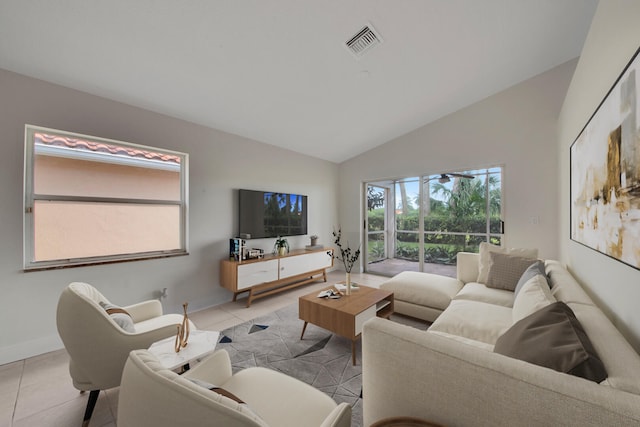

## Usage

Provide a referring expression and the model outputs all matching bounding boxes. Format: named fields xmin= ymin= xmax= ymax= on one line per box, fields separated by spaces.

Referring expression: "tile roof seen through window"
xmin=35 ymin=133 xmax=181 ymax=164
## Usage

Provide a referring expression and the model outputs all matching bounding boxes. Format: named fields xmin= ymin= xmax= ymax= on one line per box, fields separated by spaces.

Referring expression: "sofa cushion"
xmin=393 ymin=300 xmax=443 ymax=323
xmin=429 ymin=299 xmax=512 ymax=345
xmin=456 ymin=251 xmax=481 ymax=284
xmin=545 ymin=260 xmax=595 ymax=305
xmin=486 ymin=252 xmax=539 ymax=291
xmin=223 ymin=367 xmax=339 ymax=427
xmin=514 ymin=260 xmax=548 ymax=297
xmin=512 ymin=274 xmax=556 ymax=323
xmin=453 ymin=282 xmax=514 ymax=308
xmin=494 ymin=302 xmax=607 ymax=383
xmin=477 ymin=242 xmax=538 ymax=284
xmin=428 ymin=330 xmax=494 ymax=352
xmin=380 ymin=271 xmax=463 ymax=311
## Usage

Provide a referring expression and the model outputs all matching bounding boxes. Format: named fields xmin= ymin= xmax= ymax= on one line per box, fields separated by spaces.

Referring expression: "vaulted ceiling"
xmin=0 ymin=1 xmax=598 ymax=163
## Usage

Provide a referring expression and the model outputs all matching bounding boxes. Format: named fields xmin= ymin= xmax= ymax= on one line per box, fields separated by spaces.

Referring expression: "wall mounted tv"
xmin=238 ymin=189 xmax=308 ymax=239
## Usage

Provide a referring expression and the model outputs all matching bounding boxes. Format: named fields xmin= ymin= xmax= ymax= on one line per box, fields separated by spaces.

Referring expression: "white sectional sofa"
xmin=363 ymin=248 xmax=640 ymax=426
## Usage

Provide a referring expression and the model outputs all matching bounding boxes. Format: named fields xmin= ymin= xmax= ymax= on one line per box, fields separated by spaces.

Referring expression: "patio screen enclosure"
xmin=365 ymin=167 xmax=503 ymax=276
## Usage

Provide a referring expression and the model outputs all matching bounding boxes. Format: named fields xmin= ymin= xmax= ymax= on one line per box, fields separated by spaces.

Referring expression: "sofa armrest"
xmin=319 ymin=402 xmax=352 ymax=427
xmin=456 ymin=251 xmax=479 ymax=284
xmin=124 ymin=299 xmax=163 ymax=323
xmin=362 ymin=317 xmax=640 ymax=427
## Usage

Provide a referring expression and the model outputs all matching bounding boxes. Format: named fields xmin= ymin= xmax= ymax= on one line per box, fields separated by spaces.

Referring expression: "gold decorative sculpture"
xmin=174 ymin=302 xmax=190 ymax=353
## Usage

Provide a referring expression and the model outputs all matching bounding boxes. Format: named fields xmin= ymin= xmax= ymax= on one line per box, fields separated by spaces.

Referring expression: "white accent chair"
xmin=118 ymin=349 xmax=352 ymax=427
xmin=56 ymin=282 xmax=193 ymax=426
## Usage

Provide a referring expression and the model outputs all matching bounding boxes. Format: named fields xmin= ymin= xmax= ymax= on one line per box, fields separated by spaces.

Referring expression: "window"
xmin=24 ymin=125 xmax=188 ymax=270
xmin=423 ymin=168 xmax=503 ymax=260
xmin=364 ymin=166 xmax=503 ymax=276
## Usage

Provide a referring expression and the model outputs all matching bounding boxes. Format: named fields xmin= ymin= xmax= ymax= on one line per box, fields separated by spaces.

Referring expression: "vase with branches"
xmin=332 ymin=228 xmax=360 ymax=295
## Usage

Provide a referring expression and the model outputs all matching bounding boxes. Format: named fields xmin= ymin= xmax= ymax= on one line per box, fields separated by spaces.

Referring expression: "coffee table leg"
xmin=351 ymin=341 xmax=356 ymax=365
xmin=300 ymin=321 xmax=308 ymax=340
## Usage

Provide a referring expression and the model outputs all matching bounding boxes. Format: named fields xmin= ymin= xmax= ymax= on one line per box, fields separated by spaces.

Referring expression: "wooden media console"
xmin=220 ymin=248 xmax=334 ymax=307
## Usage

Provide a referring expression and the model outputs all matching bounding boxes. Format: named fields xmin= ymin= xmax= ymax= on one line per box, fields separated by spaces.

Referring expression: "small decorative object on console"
xmin=310 ymin=235 xmax=318 ymax=246
xmin=273 ymin=236 xmax=289 ymax=256
xmin=229 ymin=238 xmax=246 ymax=261
xmin=174 ymin=302 xmax=190 ymax=353
xmin=247 ymin=248 xmax=264 ymax=259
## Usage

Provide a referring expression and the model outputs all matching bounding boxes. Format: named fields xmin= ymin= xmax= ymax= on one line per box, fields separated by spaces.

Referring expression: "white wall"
xmin=338 ymin=59 xmax=577 ymax=269
xmin=0 ymin=69 xmax=339 ymax=365
xmin=558 ymin=0 xmax=640 ymax=352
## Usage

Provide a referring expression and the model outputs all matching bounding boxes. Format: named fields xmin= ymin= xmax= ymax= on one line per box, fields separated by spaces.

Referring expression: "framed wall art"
xmin=571 ymin=46 xmax=640 ymax=270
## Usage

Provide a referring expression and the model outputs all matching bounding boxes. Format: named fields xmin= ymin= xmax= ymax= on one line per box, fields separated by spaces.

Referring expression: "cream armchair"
xmin=56 ymin=282 xmax=194 ymax=426
xmin=118 ymin=349 xmax=352 ymax=427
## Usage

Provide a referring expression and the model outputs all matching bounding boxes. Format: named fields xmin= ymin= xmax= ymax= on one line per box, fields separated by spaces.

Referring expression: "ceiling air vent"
xmin=345 ymin=24 xmax=382 ymax=58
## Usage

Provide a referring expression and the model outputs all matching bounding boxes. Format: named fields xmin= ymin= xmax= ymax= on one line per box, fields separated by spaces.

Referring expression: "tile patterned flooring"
xmin=0 ymin=271 xmax=388 ymax=427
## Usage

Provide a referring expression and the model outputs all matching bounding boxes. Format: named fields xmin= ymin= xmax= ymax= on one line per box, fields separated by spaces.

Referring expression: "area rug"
xmin=217 ymin=302 xmax=429 ymax=427
xmin=217 ymin=303 xmax=364 ymax=425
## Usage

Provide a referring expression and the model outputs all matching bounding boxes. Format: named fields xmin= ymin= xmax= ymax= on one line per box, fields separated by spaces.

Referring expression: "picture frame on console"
xmin=570 ymin=46 xmax=640 ymax=270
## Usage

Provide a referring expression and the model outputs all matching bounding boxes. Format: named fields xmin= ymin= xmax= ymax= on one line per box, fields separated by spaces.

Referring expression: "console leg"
xmin=246 ymin=289 xmax=254 ymax=308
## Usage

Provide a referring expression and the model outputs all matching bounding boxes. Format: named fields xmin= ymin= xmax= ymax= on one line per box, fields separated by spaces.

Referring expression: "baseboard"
xmin=0 ymin=334 xmax=64 ymax=365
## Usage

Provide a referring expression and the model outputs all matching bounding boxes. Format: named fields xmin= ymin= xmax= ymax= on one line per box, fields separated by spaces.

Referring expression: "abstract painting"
xmin=571 ymin=47 xmax=640 ymax=269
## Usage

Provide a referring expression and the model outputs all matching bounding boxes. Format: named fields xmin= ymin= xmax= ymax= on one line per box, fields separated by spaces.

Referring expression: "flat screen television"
xmin=238 ymin=189 xmax=308 ymax=239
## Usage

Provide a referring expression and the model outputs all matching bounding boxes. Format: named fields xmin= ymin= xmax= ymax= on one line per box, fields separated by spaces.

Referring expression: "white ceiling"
xmin=0 ymin=1 xmax=598 ymax=163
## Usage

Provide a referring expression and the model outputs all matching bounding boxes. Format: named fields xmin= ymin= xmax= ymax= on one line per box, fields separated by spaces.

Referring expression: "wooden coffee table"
xmin=299 ymin=284 xmax=394 ymax=365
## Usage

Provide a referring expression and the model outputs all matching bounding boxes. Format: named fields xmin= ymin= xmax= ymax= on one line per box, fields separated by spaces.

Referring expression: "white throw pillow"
xmin=512 ymin=274 xmax=556 ymax=323
xmin=477 ymin=242 xmax=538 ymax=284
xmin=99 ymin=301 xmax=135 ymax=333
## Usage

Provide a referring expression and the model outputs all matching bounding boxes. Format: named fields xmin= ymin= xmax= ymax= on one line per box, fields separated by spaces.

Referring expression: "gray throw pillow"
xmin=476 ymin=242 xmax=538 ymax=284
xmin=514 ymin=260 xmax=549 ymax=297
xmin=494 ymin=301 xmax=607 ymax=383
xmin=99 ymin=301 xmax=135 ymax=333
xmin=485 ymin=252 xmax=539 ymax=291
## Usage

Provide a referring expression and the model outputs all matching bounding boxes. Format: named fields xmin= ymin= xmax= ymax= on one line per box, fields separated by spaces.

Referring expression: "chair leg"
xmin=81 ymin=390 xmax=100 ymax=427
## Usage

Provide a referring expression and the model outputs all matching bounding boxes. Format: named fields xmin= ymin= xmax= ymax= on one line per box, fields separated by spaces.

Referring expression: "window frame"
xmin=23 ymin=124 xmax=189 ymax=270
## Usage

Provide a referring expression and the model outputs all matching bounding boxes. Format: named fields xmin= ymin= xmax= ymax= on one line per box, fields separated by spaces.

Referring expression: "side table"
xmin=148 ymin=330 xmax=220 ymax=371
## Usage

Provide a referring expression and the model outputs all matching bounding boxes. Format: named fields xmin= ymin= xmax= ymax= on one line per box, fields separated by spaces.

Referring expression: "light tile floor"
xmin=0 ymin=271 xmax=390 ymax=427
